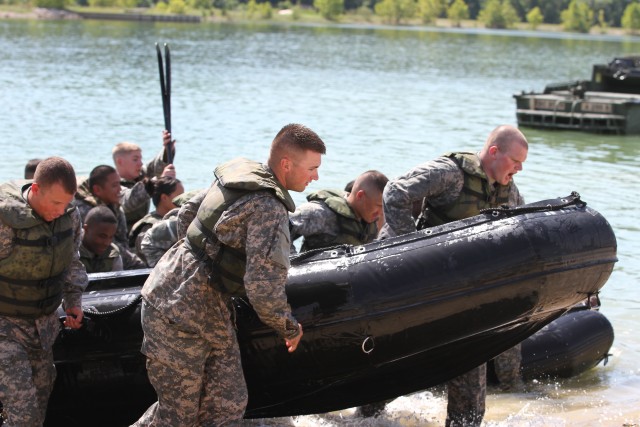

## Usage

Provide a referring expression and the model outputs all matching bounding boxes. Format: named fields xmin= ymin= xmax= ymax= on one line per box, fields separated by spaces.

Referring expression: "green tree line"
xmin=4 ymin=0 xmax=640 ymax=33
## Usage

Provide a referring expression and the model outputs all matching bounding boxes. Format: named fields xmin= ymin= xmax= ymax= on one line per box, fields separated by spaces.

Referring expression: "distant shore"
xmin=0 ymin=6 xmax=632 ymax=37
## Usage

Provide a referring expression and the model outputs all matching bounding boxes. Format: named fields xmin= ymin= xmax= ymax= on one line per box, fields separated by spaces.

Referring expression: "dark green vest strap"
xmin=0 ymin=273 xmax=61 ymax=288
xmin=12 ymin=228 xmax=73 ymax=247
xmin=0 ymin=292 xmax=61 ymax=310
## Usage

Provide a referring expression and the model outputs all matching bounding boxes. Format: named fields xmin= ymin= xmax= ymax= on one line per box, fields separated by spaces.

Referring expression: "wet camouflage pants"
xmin=446 ymin=343 xmax=522 ymax=427
xmin=132 ymin=301 xmax=248 ymax=427
xmin=493 ymin=343 xmax=523 ymax=390
xmin=446 ymin=363 xmax=486 ymax=427
xmin=0 ymin=336 xmax=56 ymax=427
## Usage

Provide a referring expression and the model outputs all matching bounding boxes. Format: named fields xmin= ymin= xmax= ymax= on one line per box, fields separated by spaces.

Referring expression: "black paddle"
xmin=156 ymin=42 xmax=173 ymax=164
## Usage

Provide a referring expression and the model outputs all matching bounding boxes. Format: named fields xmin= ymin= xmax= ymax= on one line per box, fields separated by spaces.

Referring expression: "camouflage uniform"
xmin=0 ymin=181 xmax=88 ymax=427
xmin=129 ymin=211 xmax=162 ymax=253
xmin=80 ymin=243 xmax=122 ymax=273
xmin=73 ymin=178 xmax=129 ymax=249
xmin=120 ymin=149 xmax=168 ymax=232
xmin=138 ymin=190 xmax=206 ymax=267
xmin=381 ymin=153 xmax=524 ymax=427
xmin=289 ymin=189 xmax=377 ymax=253
xmin=174 ymin=189 xmax=207 ymax=240
xmin=79 ymin=242 xmax=146 ymax=273
xmin=138 ymin=209 xmax=179 ymax=268
xmin=133 ymin=159 xmax=301 ymax=427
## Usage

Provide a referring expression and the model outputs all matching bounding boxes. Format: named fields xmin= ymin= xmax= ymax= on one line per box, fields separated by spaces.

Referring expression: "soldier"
xmin=289 ymin=170 xmax=388 ymax=253
xmin=128 ymin=176 xmax=184 ymax=256
xmin=132 ymin=123 xmax=326 ymax=426
xmin=0 ymin=157 xmax=88 ymax=426
xmin=113 ymin=130 xmax=176 ymax=232
xmin=74 ymin=165 xmax=129 ymax=249
xmin=381 ymin=125 xmax=528 ymax=427
xmin=137 ymin=189 xmax=201 ymax=267
xmin=80 ymin=206 xmax=146 ymax=273
xmin=24 ymin=158 xmax=42 ymax=180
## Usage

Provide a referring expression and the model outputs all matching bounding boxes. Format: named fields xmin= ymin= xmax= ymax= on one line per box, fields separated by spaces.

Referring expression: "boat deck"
xmin=514 ymin=90 xmax=640 ymax=134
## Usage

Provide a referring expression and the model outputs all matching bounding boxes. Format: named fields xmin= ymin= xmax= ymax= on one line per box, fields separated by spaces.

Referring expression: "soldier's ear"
xmin=30 ymin=182 xmax=41 ymax=196
xmin=281 ymin=156 xmax=292 ymax=172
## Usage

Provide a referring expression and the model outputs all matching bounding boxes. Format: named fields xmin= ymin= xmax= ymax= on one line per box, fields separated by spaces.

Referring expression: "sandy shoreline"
xmin=1 ymin=8 xmax=81 ymax=20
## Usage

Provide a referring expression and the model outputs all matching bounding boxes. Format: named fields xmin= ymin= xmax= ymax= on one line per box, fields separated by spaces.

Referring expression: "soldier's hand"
xmin=64 ymin=306 xmax=84 ymax=329
xmin=161 ymin=164 xmax=176 ymax=178
xmin=285 ymin=324 xmax=303 ymax=353
xmin=162 ymin=130 xmax=174 ymax=147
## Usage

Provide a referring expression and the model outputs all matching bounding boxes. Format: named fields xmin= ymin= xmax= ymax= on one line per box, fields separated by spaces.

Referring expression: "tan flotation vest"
xmin=185 ymin=158 xmax=294 ymax=297
xmin=0 ymin=181 xmax=75 ymax=318
xmin=301 ymin=189 xmax=378 ymax=252
xmin=421 ymin=152 xmax=512 ymax=227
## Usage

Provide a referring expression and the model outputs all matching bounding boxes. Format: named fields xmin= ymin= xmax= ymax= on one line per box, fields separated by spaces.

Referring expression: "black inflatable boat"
xmin=41 ymin=193 xmax=616 ymax=424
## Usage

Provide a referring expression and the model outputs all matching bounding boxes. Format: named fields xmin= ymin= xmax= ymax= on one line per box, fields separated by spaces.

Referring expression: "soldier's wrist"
xmin=284 ymin=318 xmax=301 ymax=339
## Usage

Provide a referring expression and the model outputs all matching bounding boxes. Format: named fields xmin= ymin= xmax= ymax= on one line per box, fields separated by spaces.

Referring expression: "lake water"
xmin=1 ymin=17 xmax=639 ymax=426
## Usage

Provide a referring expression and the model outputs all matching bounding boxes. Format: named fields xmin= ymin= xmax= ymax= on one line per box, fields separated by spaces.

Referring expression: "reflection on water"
xmin=1 ymin=18 xmax=640 ymax=426
xmin=525 ymin=129 xmax=640 ymax=165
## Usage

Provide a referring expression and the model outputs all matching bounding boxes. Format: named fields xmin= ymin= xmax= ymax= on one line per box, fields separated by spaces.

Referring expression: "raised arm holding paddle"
xmin=156 ymin=42 xmax=174 ymax=165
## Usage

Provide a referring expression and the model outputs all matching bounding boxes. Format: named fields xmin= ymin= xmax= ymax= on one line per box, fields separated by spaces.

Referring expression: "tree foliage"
xmin=417 ymin=0 xmax=445 ymax=23
xmin=595 ymin=8 xmax=608 ymax=31
xmin=374 ymin=0 xmax=416 ymax=24
xmin=447 ymin=0 xmax=469 ymax=26
xmin=561 ymin=0 xmax=594 ymax=31
xmin=622 ymin=1 xmax=640 ymax=31
xmin=478 ymin=0 xmax=520 ymax=28
xmin=526 ymin=5 xmax=544 ymax=27
xmin=588 ymin=0 xmax=631 ymax=27
xmin=464 ymin=0 xmax=482 ymax=18
xmin=314 ymin=0 xmax=344 ymax=20
xmin=533 ymin=0 xmax=571 ymax=24
xmin=36 ymin=0 xmax=67 ymax=8
xmin=25 ymin=0 xmax=640 ymax=32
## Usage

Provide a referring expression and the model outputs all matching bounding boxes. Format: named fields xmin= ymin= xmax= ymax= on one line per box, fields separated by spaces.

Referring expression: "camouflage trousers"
xmin=0 ymin=336 xmax=57 ymax=427
xmin=132 ymin=301 xmax=248 ymax=427
xmin=446 ymin=363 xmax=486 ymax=427
xmin=445 ymin=343 xmax=522 ymax=427
xmin=493 ymin=343 xmax=523 ymax=390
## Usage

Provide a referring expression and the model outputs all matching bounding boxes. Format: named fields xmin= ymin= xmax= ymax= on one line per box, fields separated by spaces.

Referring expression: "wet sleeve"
xmin=289 ymin=202 xmax=334 ymax=243
xmin=62 ymin=209 xmax=89 ymax=310
xmin=383 ymin=158 xmax=462 ymax=235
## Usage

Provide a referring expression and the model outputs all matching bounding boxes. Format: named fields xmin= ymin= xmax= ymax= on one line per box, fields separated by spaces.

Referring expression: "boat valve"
xmin=587 ymin=292 xmax=601 ymax=310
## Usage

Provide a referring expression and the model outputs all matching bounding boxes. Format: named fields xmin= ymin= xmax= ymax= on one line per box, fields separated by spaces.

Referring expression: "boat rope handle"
xmin=83 ymin=294 xmax=143 ymax=318
xmin=480 ymin=191 xmax=586 ymax=217
xmin=361 ymin=336 xmax=375 ymax=354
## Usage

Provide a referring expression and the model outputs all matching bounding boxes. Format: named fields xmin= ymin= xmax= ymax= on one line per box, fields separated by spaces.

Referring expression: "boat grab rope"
xmin=480 ymin=191 xmax=586 ymax=218
xmin=290 ymin=243 xmax=351 ymax=264
xmin=57 ymin=295 xmax=144 ymax=342
xmin=82 ymin=294 xmax=143 ymax=318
